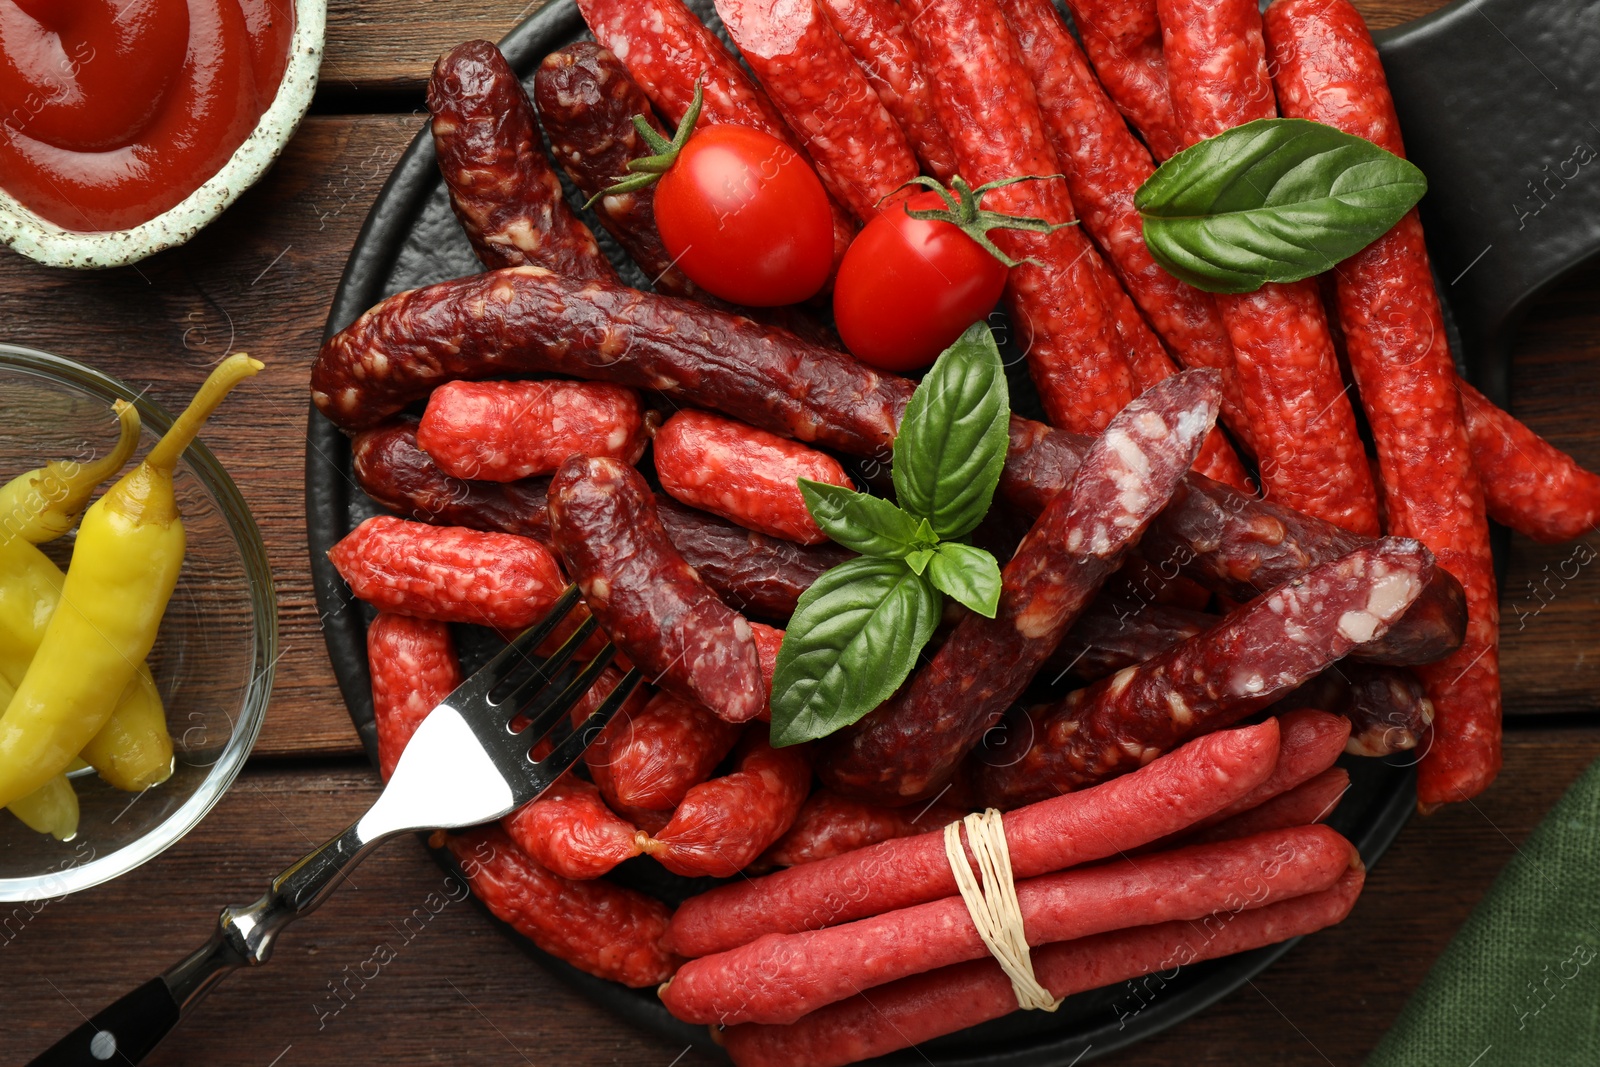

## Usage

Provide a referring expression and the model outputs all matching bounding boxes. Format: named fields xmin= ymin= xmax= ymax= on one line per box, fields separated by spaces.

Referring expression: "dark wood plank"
xmin=3 ymin=728 xmax=1592 ymax=1066
xmin=0 ymin=114 xmax=429 ymax=758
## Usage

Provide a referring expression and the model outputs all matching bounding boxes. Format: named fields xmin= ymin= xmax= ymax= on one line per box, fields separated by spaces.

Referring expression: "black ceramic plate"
xmin=305 ymin=2 xmax=1421 ymax=1061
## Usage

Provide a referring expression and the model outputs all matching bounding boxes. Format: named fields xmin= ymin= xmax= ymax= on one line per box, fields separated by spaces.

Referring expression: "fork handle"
xmin=27 ymin=817 xmax=387 ymax=1066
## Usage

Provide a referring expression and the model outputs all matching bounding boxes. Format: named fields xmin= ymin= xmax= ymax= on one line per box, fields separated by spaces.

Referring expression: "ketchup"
xmin=0 ymin=0 xmax=295 ymax=233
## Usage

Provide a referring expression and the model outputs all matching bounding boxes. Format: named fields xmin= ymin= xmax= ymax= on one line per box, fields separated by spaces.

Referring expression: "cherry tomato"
xmin=834 ymin=191 xmax=1009 ymax=372
xmin=654 ymin=125 xmax=834 ymax=307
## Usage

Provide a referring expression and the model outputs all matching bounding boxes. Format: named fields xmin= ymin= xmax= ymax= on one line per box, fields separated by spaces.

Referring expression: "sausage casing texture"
xmin=1001 ymin=0 xmax=1249 ymax=461
xmin=1157 ymin=0 xmax=1379 ymax=535
xmin=368 ymin=613 xmax=462 ymax=781
xmin=351 ymin=418 xmax=845 ymax=619
xmin=426 ymin=41 xmax=613 ymax=279
xmin=814 ymin=0 xmax=958 ymax=180
xmin=654 ymin=409 xmax=851 ymax=545
xmin=719 ymin=866 xmax=1364 ymax=1067
xmin=416 ymin=379 xmax=648 ymax=482
xmin=329 ymin=516 xmax=567 ymax=631
xmin=660 ymin=823 xmax=1354 ymax=1026
xmin=1459 ymin=379 xmax=1600 ymax=543
xmin=574 ymin=0 xmax=857 ymax=263
xmin=638 ymin=732 xmax=812 ymax=878
xmin=586 ymin=690 xmax=744 ymax=813
xmin=819 ymin=370 xmax=1223 ymax=803
xmin=666 ymin=720 xmax=1278 ymax=957
xmin=1059 ymin=0 xmax=1184 ymax=162
xmin=549 ymin=456 xmax=765 ymax=723
xmin=443 ymin=826 xmax=679 ymax=987
xmin=1265 ymin=0 xmax=1499 ymax=805
xmin=314 ymin=266 xmax=1461 ymax=655
xmin=902 ymin=0 xmax=1134 ymax=434
xmin=502 ymin=773 xmax=642 ymax=880
xmin=758 ymin=789 xmax=967 ymax=869
xmin=352 ymin=419 xmax=553 ymax=541
xmin=715 ymin=0 xmax=919 ymax=223
xmin=980 ymin=537 xmax=1434 ymax=808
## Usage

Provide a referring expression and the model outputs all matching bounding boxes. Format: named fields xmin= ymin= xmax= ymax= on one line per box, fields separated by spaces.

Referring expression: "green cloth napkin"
xmin=1366 ymin=759 xmax=1600 ymax=1066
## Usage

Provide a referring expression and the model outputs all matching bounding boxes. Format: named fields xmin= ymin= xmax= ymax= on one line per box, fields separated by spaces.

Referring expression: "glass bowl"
xmin=0 ymin=344 xmax=276 ymax=901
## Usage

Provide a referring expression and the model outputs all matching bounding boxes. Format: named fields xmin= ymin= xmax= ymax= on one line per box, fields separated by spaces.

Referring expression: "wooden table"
xmin=5 ymin=1 xmax=1599 ymax=1063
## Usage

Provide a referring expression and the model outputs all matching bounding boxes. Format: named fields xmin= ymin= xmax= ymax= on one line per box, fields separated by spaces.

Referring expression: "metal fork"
xmin=29 ymin=586 xmax=639 ymax=1067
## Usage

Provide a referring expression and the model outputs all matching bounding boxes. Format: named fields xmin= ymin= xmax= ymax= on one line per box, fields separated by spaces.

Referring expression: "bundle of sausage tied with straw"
xmin=310 ymin=0 xmax=1600 ymax=1053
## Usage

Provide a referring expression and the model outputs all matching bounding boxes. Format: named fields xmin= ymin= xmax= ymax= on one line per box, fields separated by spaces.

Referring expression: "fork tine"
xmin=516 ymin=641 xmax=620 ymax=745
xmin=531 ymin=667 xmax=644 ymax=786
xmin=461 ymin=585 xmax=582 ymax=698
xmin=491 ymin=610 xmax=600 ymax=717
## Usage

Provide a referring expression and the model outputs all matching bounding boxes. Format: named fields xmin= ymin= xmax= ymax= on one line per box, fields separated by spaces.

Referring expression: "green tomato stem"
xmin=583 ymin=76 xmax=707 ymax=208
xmin=892 ymin=174 xmax=1078 ymax=269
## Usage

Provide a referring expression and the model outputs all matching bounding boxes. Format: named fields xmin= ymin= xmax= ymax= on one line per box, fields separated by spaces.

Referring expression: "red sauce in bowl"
xmin=0 ymin=0 xmax=295 ymax=233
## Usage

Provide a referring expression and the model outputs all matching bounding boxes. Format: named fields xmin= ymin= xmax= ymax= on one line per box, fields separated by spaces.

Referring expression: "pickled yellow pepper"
xmin=0 ymin=355 xmax=261 ymax=809
xmin=0 ymin=403 xmax=173 ymax=792
xmin=0 ymin=399 xmax=141 ymax=544
xmin=0 ymin=672 xmax=78 ymax=841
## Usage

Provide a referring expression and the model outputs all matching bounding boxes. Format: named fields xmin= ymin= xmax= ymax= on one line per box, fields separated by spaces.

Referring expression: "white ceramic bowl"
xmin=0 ymin=0 xmax=326 ymax=270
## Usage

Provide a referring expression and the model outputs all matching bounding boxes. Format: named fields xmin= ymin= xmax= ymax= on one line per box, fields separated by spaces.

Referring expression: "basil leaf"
xmin=1136 ymin=118 xmax=1427 ymax=294
xmin=905 ymin=547 xmax=935 ymax=575
xmin=769 ymin=557 xmax=941 ymax=746
xmin=892 ymin=323 xmax=1011 ymax=540
xmin=926 ymin=542 xmax=1003 ymax=618
xmin=799 ymin=480 xmax=923 ymax=558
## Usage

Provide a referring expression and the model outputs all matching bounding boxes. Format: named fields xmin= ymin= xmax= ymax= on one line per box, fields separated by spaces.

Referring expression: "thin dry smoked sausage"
xmin=313 ymin=268 xmax=1463 ymax=657
xmin=719 ymin=867 xmax=1364 ymax=1067
xmin=1265 ymin=0 xmax=1498 ymax=806
xmin=900 ymin=0 xmax=1134 ymax=434
xmin=367 ymin=613 xmax=462 ymax=781
xmin=426 ymin=41 xmax=613 ymax=278
xmin=715 ymin=0 xmax=919 ymax=223
xmin=667 ymin=715 xmax=1281 ymax=959
xmin=1059 ymin=0 xmax=1184 ymax=161
xmin=549 ymin=456 xmax=766 ymax=723
xmin=819 ymin=370 xmax=1221 ymax=803
xmin=813 ymin=0 xmax=958 ymax=180
xmin=416 ymin=379 xmax=648 ymax=482
xmin=1157 ymin=0 xmax=1378 ymax=535
xmin=979 ymin=537 xmax=1433 ymax=808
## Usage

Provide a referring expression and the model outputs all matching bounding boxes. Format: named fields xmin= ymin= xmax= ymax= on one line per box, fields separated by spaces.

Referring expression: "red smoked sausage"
xmin=502 ymin=773 xmax=642 ymax=880
xmin=654 ymin=409 xmax=851 ymax=545
xmin=979 ymin=537 xmax=1433 ymax=808
xmin=715 ymin=0 xmax=919 ymax=223
xmin=585 ymin=691 xmax=744 ymax=813
xmin=443 ymin=827 xmax=679 ymax=987
xmin=1157 ymin=0 xmax=1379 ymax=535
xmin=573 ymin=0 xmax=857 ymax=263
xmin=426 ymin=41 xmax=614 ymax=279
xmin=1459 ymin=380 xmax=1600 ymax=543
xmin=720 ymin=866 xmax=1364 ymax=1066
xmin=901 ymin=0 xmax=1135 ymax=434
xmin=759 ymin=789 xmax=968 ymax=869
xmin=1264 ymin=0 xmax=1500 ymax=806
xmin=312 ymin=267 xmax=1462 ymax=656
xmin=666 ymin=719 xmax=1280 ymax=958
xmin=820 ymin=370 xmax=1222 ymax=803
xmin=659 ymin=823 xmax=1354 ymax=1025
xmin=814 ymin=0 xmax=958 ymax=180
xmin=367 ymin=613 xmax=462 ymax=781
xmin=416 ymin=379 xmax=648 ymax=482
xmin=638 ymin=732 xmax=812 ymax=877
xmin=329 ymin=516 xmax=567 ymax=631
xmin=1059 ymin=0 xmax=1184 ymax=162
xmin=549 ymin=456 xmax=766 ymax=723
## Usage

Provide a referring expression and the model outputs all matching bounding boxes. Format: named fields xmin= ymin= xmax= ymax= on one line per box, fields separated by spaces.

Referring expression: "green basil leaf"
xmin=769 ymin=557 xmax=941 ymax=746
xmin=904 ymin=547 xmax=935 ymax=575
xmin=799 ymin=480 xmax=923 ymax=558
xmin=1135 ymin=118 xmax=1427 ymax=294
xmin=892 ymin=323 xmax=1011 ymax=540
xmin=926 ymin=542 xmax=1003 ymax=618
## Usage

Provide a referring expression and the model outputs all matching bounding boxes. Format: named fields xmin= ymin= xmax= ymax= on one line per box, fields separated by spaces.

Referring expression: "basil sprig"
xmin=770 ymin=324 xmax=1009 ymax=747
xmin=1135 ymin=118 xmax=1427 ymax=294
